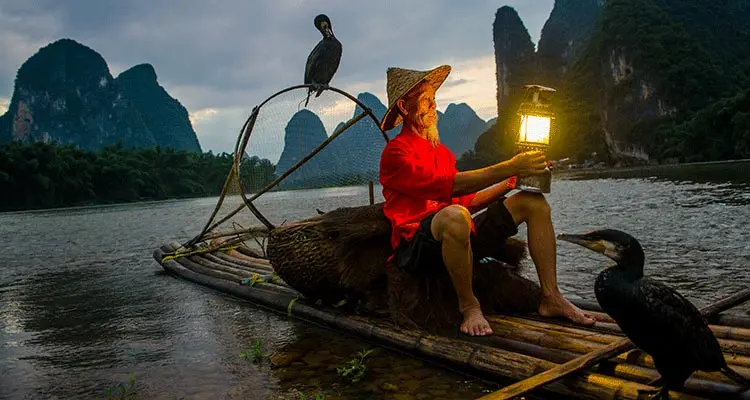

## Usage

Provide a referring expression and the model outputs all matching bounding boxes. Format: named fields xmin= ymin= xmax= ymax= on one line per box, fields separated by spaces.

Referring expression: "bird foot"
xmin=308 ymin=83 xmax=326 ymax=92
xmin=637 ymin=387 xmax=668 ymax=400
xmin=312 ymin=83 xmax=330 ymax=97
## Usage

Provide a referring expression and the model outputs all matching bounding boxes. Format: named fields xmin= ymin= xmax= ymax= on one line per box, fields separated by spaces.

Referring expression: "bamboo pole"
xmin=234 ymin=245 xmax=266 ymax=260
xmin=514 ymin=313 xmax=750 ymax=352
xmin=188 ymin=255 xmax=259 ymax=278
xmin=231 ymin=251 xmax=273 ymax=267
xmin=522 ymin=312 xmax=750 ymax=345
xmin=204 ymin=253 xmax=280 ymax=278
xmin=189 ymin=255 xmax=288 ymax=291
xmin=572 ymin=298 xmax=750 ymax=329
xmin=478 ymin=288 xmax=750 ymax=400
xmin=712 ymin=315 xmax=750 ymax=329
xmin=488 ymin=318 xmax=605 ymax=354
xmin=211 ymin=250 xmax=275 ymax=272
xmin=518 ymin=316 xmax=750 ymax=358
xmin=498 ymin=316 xmax=615 ymax=344
xmin=175 ymin=254 xmax=244 ymax=283
xmin=173 ymin=247 xmax=281 ymax=291
xmin=167 ymin=240 xmax=274 ymax=274
xmin=161 ymin=246 xmax=294 ymax=296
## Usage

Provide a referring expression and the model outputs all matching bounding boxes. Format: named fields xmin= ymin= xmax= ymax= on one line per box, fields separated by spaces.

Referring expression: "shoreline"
xmin=0 ymin=197 xmax=203 ymax=216
xmin=553 ymin=158 xmax=750 ymax=178
xmin=4 ymin=158 xmax=749 ymax=214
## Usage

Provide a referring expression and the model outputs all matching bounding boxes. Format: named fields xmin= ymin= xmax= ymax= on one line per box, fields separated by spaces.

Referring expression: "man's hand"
xmin=509 ymin=151 xmax=548 ymax=176
xmin=452 ymin=151 xmax=547 ymax=196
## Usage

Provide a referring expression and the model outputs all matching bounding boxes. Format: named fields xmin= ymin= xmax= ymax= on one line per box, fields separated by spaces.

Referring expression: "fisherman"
xmin=378 ymin=65 xmax=597 ymax=337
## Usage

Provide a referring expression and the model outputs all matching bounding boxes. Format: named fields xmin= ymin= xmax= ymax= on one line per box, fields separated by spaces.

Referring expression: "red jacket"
xmin=379 ymin=126 xmax=476 ymax=250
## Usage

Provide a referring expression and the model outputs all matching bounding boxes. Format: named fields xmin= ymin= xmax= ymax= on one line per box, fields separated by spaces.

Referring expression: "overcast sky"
xmin=0 ymin=0 xmax=555 ymax=156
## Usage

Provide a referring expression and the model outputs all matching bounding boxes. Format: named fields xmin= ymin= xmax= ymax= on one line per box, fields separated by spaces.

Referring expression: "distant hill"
xmin=438 ymin=103 xmax=486 ymax=158
xmin=116 ymin=63 xmax=202 ymax=152
xmin=274 ymin=109 xmax=331 ymax=189
xmin=559 ymin=0 xmax=750 ymax=164
xmin=0 ymin=38 xmax=201 ymax=152
xmin=478 ymin=1 xmax=750 ymax=166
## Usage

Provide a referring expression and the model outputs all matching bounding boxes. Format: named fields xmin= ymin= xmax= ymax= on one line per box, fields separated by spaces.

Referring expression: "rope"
xmin=161 ymin=244 xmax=240 ymax=263
xmin=287 ymin=296 xmax=299 ymax=316
xmin=241 ymin=273 xmax=281 ymax=287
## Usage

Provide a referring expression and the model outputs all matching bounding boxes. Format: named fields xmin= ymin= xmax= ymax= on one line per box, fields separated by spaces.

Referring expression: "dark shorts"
xmin=393 ymin=198 xmax=519 ymax=274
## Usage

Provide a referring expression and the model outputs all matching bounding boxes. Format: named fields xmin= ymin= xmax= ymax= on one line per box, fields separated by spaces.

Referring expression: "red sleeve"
xmin=452 ymin=192 xmax=476 ymax=208
xmin=445 ymin=147 xmax=475 ymax=208
xmin=379 ymin=143 xmax=455 ymax=201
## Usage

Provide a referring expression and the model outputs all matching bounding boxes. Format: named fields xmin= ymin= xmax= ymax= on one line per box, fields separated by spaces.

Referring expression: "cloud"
xmin=442 ymin=78 xmax=470 ymax=88
xmin=0 ymin=0 xmax=555 ymax=153
xmin=0 ymin=97 xmax=8 ymax=114
xmin=188 ymin=108 xmax=218 ymax=125
xmin=435 ymin=55 xmax=499 ymax=119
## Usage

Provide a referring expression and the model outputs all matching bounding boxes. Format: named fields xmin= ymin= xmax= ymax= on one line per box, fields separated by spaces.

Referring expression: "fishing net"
xmin=172 ymin=85 xmax=397 ymax=306
xmin=182 ymin=85 xmax=391 ymax=246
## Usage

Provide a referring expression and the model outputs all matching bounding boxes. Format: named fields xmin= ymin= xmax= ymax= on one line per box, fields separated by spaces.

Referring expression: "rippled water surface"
xmin=1 ymin=162 xmax=749 ymax=399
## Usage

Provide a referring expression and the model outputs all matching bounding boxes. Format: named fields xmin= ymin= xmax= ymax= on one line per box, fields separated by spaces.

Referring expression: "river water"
xmin=1 ymin=162 xmax=749 ymax=400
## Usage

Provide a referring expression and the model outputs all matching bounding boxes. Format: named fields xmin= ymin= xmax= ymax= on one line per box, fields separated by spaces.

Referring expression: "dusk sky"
xmin=0 ymin=1 xmax=555 ymax=156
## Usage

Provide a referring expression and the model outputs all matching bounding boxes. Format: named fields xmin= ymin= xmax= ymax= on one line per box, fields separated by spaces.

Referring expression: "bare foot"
xmin=460 ymin=305 xmax=494 ymax=336
xmin=538 ymin=294 xmax=597 ymax=326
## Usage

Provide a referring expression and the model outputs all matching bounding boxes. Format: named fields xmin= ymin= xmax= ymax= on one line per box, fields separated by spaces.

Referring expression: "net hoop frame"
xmin=184 ymin=84 xmax=389 ymax=248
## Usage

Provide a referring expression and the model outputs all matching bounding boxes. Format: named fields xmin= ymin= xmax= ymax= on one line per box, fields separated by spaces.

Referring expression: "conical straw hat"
xmin=380 ymin=65 xmax=451 ymax=132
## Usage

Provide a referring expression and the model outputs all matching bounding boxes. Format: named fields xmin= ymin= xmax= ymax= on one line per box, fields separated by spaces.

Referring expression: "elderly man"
xmin=378 ymin=65 xmax=596 ymax=336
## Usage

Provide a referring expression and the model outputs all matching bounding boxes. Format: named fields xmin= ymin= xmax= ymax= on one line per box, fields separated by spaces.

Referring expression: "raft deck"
xmin=153 ymin=241 xmax=750 ymax=400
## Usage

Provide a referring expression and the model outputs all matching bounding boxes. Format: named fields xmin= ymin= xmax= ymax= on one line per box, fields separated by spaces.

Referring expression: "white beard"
xmin=412 ymin=111 xmax=440 ymax=147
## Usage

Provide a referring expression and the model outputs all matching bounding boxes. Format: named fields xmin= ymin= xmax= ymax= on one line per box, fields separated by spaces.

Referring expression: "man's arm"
xmin=451 ymin=161 xmax=517 ymax=197
xmin=466 ymin=178 xmax=515 ymax=214
xmin=451 ymin=151 xmax=547 ymax=197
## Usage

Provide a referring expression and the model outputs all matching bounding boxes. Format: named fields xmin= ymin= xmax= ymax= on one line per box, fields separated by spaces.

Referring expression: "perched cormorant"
xmin=303 ymin=14 xmax=342 ymax=107
xmin=557 ymin=229 xmax=750 ymax=399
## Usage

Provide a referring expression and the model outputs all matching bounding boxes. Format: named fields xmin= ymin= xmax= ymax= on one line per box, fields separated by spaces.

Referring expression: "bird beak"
xmin=320 ymin=22 xmax=333 ymax=37
xmin=557 ymin=233 xmax=622 ymax=262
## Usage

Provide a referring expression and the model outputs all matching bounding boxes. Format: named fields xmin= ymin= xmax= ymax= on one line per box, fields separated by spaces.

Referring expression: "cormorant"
xmin=303 ymin=14 xmax=342 ymax=107
xmin=557 ymin=229 xmax=750 ymax=399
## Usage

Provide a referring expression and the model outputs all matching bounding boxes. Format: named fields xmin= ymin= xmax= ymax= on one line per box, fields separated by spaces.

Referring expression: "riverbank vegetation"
xmin=0 ymin=141 xmax=275 ymax=212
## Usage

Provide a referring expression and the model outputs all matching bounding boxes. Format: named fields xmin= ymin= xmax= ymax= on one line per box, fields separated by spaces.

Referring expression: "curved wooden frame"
xmin=184 ymin=84 xmax=388 ymax=248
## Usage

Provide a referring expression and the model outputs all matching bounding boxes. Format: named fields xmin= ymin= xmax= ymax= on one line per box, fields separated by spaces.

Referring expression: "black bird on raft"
xmin=303 ymin=14 xmax=342 ymax=107
xmin=557 ymin=229 xmax=750 ymax=400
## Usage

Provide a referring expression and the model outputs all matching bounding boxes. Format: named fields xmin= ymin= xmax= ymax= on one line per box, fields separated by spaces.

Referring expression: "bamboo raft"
xmin=153 ymin=240 xmax=750 ymax=400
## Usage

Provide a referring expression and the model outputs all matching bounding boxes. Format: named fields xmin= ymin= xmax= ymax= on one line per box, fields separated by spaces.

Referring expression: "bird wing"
xmin=305 ymin=41 xmax=325 ymax=85
xmin=306 ymin=39 xmax=342 ymax=87
xmin=631 ymin=279 xmax=721 ymax=365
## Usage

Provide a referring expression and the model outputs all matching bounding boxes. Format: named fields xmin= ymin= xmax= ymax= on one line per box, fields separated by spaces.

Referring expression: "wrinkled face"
xmin=398 ymin=81 xmax=439 ymax=144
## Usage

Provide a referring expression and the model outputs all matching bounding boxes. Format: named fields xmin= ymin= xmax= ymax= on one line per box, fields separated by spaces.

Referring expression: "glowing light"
xmin=518 ymin=114 xmax=551 ymax=145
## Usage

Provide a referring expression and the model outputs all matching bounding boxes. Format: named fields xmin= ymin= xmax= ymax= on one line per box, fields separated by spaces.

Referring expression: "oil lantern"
xmin=515 ymin=84 xmax=556 ymax=193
